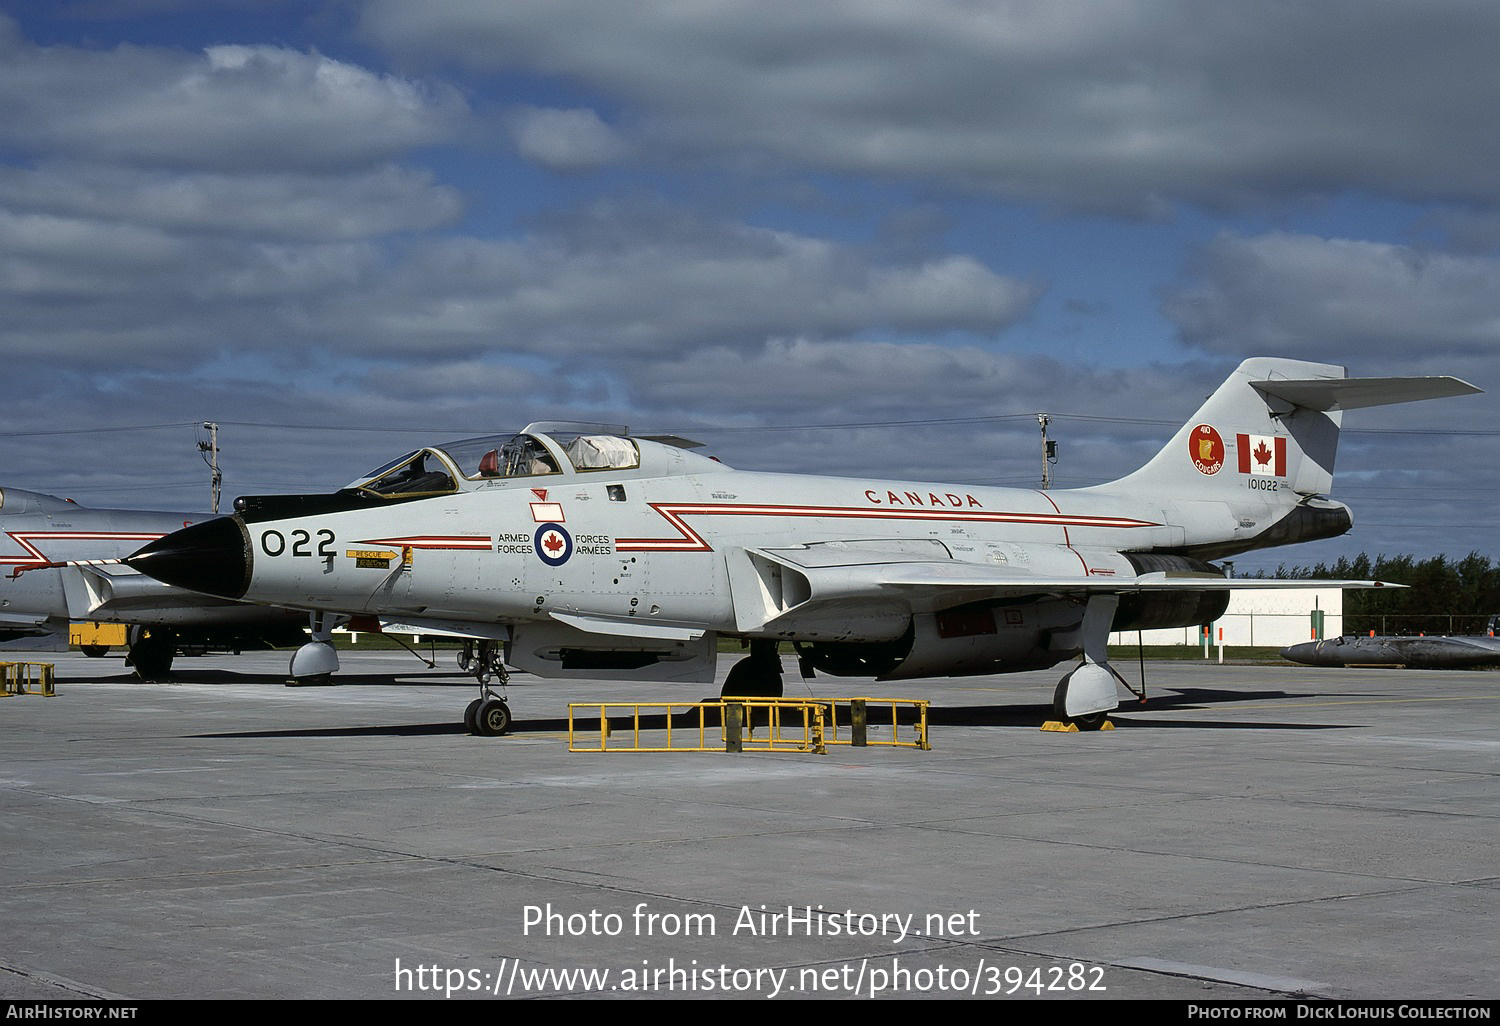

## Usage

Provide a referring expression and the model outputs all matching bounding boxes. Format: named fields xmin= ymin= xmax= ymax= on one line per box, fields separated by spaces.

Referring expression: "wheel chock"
xmin=1041 ymin=719 xmax=1114 ymax=732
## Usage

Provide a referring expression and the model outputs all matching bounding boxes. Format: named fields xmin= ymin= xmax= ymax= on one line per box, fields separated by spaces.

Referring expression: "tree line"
xmin=1257 ymin=552 xmax=1500 ymax=636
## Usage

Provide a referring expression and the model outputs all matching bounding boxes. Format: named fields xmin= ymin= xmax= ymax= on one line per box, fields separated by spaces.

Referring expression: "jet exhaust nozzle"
xmin=125 ymin=516 xmax=252 ymax=600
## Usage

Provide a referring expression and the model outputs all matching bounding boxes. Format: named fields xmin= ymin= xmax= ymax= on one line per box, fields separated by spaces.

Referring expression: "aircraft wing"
xmin=0 ymin=609 xmax=59 ymax=645
xmin=378 ymin=611 xmax=707 ymax=642
xmin=728 ymin=543 xmax=1394 ymax=633
xmin=877 ymin=563 xmax=1394 ymax=593
xmin=384 ymin=544 xmax=1388 ymax=645
xmin=379 ymin=616 xmax=510 ymax=641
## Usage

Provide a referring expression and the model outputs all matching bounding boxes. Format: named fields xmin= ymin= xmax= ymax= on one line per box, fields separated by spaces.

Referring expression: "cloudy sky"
xmin=2 ymin=0 xmax=1496 ymax=574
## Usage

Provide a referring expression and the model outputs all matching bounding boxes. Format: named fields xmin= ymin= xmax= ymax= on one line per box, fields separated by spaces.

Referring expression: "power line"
xmin=0 ymin=421 xmax=200 ymax=438
xmin=5 ymin=410 xmax=1498 ymax=443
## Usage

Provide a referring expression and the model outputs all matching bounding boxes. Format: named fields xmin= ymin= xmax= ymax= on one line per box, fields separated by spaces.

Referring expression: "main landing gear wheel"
xmin=1052 ymin=667 xmax=1111 ymax=731
xmin=127 ymin=626 xmax=176 ymax=681
xmin=472 ymin=697 xmax=512 ymax=737
xmin=722 ymin=639 xmax=784 ymax=698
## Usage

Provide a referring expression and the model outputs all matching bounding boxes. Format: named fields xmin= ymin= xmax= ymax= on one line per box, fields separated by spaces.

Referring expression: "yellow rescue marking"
xmin=347 ymin=548 xmax=399 ymax=569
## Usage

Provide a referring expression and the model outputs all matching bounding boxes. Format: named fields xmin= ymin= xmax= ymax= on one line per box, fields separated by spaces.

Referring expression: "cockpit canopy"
xmin=348 ymin=429 xmax=643 ymax=500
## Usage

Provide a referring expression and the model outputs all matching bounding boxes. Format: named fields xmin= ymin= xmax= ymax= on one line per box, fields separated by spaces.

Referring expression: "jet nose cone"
xmin=125 ymin=516 xmax=251 ymax=599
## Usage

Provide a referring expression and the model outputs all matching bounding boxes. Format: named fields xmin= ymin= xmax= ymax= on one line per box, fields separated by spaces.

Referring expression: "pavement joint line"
xmin=0 ymin=962 xmax=129 ymax=1001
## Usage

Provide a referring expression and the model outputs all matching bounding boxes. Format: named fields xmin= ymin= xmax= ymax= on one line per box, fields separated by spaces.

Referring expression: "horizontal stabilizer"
xmin=1252 ymin=374 xmax=1481 ymax=413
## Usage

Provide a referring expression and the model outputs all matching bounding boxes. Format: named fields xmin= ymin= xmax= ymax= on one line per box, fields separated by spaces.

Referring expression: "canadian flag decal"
xmin=1237 ymin=434 xmax=1286 ymax=476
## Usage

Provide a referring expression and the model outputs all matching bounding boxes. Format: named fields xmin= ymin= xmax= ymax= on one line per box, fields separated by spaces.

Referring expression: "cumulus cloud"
xmin=509 ymin=107 xmax=626 ymax=170
xmin=0 ymin=163 xmax=461 ymax=241
xmin=623 ymin=346 xmax=1234 ymax=489
xmin=0 ymin=22 xmax=467 ymax=365
xmin=311 ymin=204 xmax=1042 ymax=357
xmin=1161 ymin=231 xmax=1500 ymax=360
xmin=0 ymin=186 xmax=1038 ymax=376
xmin=362 ymin=0 xmax=1500 ymax=213
xmin=624 ymin=337 xmax=1037 ymax=416
xmin=0 ymin=30 xmax=466 ymax=171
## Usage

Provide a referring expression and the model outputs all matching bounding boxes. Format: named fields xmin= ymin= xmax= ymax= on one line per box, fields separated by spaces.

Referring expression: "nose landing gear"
xmin=459 ymin=639 xmax=512 ymax=736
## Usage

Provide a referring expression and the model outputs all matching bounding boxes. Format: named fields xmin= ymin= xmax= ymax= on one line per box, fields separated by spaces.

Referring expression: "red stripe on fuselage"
xmin=614 ymin=502 xmax=1158 ymax=553
xmin=352 ymin=535 xmax=493 ymax=550
xmin=1 ymin=530 xmax=164 ymax=567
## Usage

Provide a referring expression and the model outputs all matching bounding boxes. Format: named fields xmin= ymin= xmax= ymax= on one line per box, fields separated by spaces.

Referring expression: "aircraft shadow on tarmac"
xmin=79 ymin=667 xmax=477 ymax=688
xmin=180 ymin=682 xmax=1355 ymax=740
xmin=916 ymin=686 xmax=1354 ymax=731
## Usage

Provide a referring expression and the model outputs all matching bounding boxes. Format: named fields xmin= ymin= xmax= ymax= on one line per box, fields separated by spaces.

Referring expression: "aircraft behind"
xmin=123 ymin=357 xmax=1481 ymax=733
xmin=1282 ymin=632 xmax=1500 ymax=669
xmin=1 ymin=486 xmax=305 ymax=677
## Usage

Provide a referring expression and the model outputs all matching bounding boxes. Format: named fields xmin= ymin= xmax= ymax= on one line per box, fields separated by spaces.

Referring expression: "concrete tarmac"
xmin=1 ymin=648 xmax=1495 ymax=1001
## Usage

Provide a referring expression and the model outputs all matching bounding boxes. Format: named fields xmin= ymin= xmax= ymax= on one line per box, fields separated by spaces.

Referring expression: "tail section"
xmin=1094 ymin=357 xmax=1479 ymax=559
xmin=1110 ymin=357 xmax=1479 ymax=500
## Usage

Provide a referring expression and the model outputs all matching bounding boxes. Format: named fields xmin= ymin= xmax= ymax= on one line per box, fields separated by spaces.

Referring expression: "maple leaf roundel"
xmin=533 ymin=523 xmax=573 ymax=566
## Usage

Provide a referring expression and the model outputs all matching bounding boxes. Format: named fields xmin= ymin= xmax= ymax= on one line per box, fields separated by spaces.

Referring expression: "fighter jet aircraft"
xmin=1281 ymin=633 xmax=1500 ymax=669
xmin=123 ymin=357 xmax=1479 ymax=732
xmin=1 ymin=486 xmax=306 ymax=677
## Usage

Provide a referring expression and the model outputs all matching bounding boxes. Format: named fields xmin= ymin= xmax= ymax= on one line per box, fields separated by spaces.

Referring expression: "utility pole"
xmin=1037 ymin=414 xmax=1057 ymax=489
xmin=198 ymin=422 xmax=221 ymax=513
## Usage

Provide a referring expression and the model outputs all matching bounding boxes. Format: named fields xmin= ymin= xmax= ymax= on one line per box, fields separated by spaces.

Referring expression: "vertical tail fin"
xmin=1110 ymin=357 xmax=1479 ymax=500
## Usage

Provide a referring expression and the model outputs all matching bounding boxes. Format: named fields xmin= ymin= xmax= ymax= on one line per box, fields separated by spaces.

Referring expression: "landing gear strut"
xmin=460 ymin=640 xmax=512 ymax=736
xmin=1052 ymin=594 xmax=1126 ymax=730
xmin=288 ymin=611 xmax=345 ymax=685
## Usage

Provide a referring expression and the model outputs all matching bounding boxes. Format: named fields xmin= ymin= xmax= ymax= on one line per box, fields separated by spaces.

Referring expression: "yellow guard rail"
xmin=567 ymin=696 xmax=929 ymax=754
xmin=0 ymin=662 xmax=56 ymax=697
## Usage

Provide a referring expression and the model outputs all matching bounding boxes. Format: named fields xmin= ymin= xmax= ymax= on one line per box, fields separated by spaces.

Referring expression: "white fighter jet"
xmin=1 ymin=486 xmax=307 ymax=677
xmin=123 ymin=358 xmax=1479 ymax=733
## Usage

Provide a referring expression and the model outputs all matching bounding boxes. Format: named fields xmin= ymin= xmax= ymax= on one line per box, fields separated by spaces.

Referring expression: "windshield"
xmin=353 ymin=450 xmax=457 ymax=498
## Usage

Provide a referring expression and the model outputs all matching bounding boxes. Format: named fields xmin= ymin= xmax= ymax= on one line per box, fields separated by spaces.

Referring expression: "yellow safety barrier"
xmin=0 ymin=662 xmax=56 ymax=697
xmin=567 ymin=696 xmax=929 ymax=754
xmin=568 ymin=699 xmax=826 ymax=753
xmin=815 ymin=697 xmax=931 ymax=751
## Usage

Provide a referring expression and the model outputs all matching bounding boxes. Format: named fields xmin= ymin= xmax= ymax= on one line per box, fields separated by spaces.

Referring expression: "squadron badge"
xmin=1189 ymin=423 xmax=1225 ymax=475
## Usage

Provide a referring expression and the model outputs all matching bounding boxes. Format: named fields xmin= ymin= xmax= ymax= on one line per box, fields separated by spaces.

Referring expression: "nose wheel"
xmin=465 ymin=692 xmax=513 ymax=736
xmin=460 ymin=640 xmax=513 ymax=736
